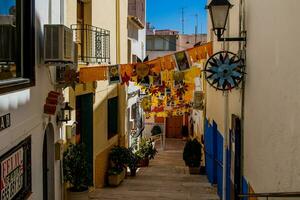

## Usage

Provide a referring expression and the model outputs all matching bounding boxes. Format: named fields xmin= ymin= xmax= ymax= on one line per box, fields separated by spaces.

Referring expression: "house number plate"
xmin=0 ymin=114 xmax=11 ymax=132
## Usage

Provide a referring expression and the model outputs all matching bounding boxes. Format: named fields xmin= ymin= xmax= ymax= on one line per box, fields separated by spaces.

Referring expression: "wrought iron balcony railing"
xmin=71 ymin=24 xmax=110 ymax=64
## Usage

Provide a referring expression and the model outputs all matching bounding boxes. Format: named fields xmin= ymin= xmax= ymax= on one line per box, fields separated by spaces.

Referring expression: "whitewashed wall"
xmin=0 ymin=0 xmax=63 ymax=199
xmin=243 ymin=0 xmax=300 ymax=193
xmin=131 ymin=27 xmax=146 ymax=60
xmin=206 ymin=0 xmax=300 ymax=194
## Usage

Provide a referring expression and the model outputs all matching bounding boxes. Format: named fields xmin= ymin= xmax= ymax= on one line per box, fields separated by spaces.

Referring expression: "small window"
xmin=0 ymin=0 xmax=35 ymax=94
xmin=146 ymin=38 xmax=153 ymax=51
xmin=154 ymin=37 xmax=164 ymax=50
xmin=108 ymin=96 xmax=118 ymax=139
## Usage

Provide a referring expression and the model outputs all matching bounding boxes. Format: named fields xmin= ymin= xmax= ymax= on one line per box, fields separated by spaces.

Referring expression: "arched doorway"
xmin=43 ymin=123 xmax=55 ymax=200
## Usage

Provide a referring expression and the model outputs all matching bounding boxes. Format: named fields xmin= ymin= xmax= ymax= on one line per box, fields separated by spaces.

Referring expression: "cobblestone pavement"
xmin=89 ymin=139 xmax=219 ymax=200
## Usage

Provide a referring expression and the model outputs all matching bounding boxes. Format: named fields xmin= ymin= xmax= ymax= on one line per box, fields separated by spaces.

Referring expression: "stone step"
xmin=89 ymin=139 xmax=219 ymax=200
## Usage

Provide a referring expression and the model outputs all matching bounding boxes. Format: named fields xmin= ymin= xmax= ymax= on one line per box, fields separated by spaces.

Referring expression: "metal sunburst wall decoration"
xmin=204 ymin=51 xmax=245 ymax=91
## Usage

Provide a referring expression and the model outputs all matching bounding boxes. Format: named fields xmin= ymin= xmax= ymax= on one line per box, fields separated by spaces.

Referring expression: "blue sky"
xmin=146 ymin=0 xmax=207 ymax=34
xmin=0 ymin=0 xmax=15 ymax=15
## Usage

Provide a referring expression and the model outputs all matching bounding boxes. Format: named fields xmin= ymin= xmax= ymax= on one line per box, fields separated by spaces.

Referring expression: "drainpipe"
xmin=239 ymin=0 xmax=246 ymax=195
xmin=116 ymin=0 xmax=121 ymax=63
xmin=223 ymin=91 xmax=229 ymax=200
xmin=59 ymin=1 xmax=67 ymax=199
xmin=48 ymin=0 xmax=52 ymax=24
xmin=222 ymin=1 xmax=231 ymax=198
xmin=60 ymin=0 xmax=64 ymax=24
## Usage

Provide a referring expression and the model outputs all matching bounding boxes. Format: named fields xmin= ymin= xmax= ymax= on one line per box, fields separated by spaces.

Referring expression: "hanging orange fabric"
xmin=79 ymin=66 xmax=107 ymax=83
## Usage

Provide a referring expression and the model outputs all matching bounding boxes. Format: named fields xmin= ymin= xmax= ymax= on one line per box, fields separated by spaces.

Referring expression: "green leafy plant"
xmin=127 ymin=148 xmax=142 ymax=176
xmin=108 ymin=166 xmax=124 ymax=176
xmin=108 ymin=146 xmax=130 ymax=176
xmin=63 ymin=143 xmax=88 ymax=192
xmin=136 ymin=138 xmax=157 ymax=160
xmin=151 ymin=125 xmax=162 ymax=136
xmin=183 ymin=139 xmax=202 ymax=167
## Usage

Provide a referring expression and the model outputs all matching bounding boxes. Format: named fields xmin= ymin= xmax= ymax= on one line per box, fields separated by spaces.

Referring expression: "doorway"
xmin=43 ymin=123 xmax=55 ymax=200
xmin=166 ymin=116 xmax=183 ymax=138
xmin=76 ymin=93 xmax=94 ymax=186
xmin=230 ymin=115 xmax=242 ymax=200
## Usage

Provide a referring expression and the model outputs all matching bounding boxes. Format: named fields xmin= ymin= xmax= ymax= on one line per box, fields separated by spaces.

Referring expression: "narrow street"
xmin=89 ymin=139 xmax=218 ymax=200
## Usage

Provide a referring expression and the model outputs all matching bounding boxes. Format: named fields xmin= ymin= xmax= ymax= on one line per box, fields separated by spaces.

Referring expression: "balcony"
xmin=71 ymin=24 xmax=110 ymax=64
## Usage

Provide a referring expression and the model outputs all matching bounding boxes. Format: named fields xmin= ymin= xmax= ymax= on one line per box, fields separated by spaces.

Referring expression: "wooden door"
xmin=76 ymin=94 xmax=94 ymax=186
xmin=166 ymin=116 xmax=183 ymax=138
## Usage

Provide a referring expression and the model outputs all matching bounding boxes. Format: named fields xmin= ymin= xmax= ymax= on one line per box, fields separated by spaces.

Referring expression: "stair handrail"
xmin=239 ymin=191 xmax=300 ymax=198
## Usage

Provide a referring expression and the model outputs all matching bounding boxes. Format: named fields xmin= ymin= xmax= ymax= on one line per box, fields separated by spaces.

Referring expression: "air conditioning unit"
xmin=44 ymin=24 xmax=73 ymax=63
xmin=0 ymin=24 xmax=16 ymax=63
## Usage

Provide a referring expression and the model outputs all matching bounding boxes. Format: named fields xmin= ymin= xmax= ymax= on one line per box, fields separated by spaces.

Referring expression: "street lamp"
xmin=57 ymin=102 xmax=73 ymax=123
xmin=207 ymin=0 xmax=246 ymax=41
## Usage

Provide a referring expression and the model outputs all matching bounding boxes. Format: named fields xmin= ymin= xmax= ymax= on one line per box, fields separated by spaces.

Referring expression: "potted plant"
xmin=127 ymin=148 xmax=141 ymax=176
xmin=107 ymin=146 xmax=129 ymax=186
xmin=181 ymin=125 xmax=189 ymax=138
xmin=63 ymin=143 xmax=89 ymax=200
xmin=137 ymin=138 xmax=157 ymax=167
xmin=107 ymin=166 xmax=126 ymax=186
xmin=183 ymin=138 xmax=202 ymax=174
xmin=151 ymin=125 xmax=162 ymax=136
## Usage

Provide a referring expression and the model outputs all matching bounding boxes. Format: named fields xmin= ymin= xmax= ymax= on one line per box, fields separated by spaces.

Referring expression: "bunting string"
xmin=77 ymin=42 xmax=213 ymax=117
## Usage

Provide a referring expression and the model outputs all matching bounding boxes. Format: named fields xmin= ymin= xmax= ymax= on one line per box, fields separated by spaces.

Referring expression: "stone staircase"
xmin=90 ymin=139 xmax=219 ymax=200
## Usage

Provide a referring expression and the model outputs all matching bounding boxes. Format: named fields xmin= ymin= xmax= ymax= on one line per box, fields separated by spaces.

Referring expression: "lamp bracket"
xmin=217 ymin=37 xmax=246 ymax=42
xmin=216 ymin=29 xmax=247 ymax=42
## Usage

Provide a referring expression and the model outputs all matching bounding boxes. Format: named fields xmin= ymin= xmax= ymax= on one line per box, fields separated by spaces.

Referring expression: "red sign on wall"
xmin=0 ymin=136 xmax=31 ymax=200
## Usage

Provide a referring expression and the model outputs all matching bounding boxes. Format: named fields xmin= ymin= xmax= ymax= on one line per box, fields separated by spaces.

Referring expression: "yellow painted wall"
xmin=65 ymin=0 xmax=128 ymax=188
xmin=119 ymin=0 xmax=129 ymax=64
xmin=92 ymin=0 xmax=117 ymax=64
xmin=65 ymin=0 xmax=76 ymax=27
xmin=93 ymin=81 xmax=119 ymax=187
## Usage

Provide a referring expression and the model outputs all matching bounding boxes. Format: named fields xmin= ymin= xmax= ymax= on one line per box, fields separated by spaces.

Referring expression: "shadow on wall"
xmin=92 ymin=84 xmax=120 ymax=188
xmin=36 ymin=13 xmax=44 ymax=65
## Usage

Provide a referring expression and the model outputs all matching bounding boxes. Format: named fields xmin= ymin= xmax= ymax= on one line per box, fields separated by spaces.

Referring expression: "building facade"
xmin=0 ymin=0 xmax=129 ymax=199
xmin=205 ymin=0 xmax=300 ymax=199
xmin=64 ymin=0 xmax=129 ymax=190
xmin=146 ymin=25 xmax=207 ymax=60
xmin=128 ymin=0 xmax=146 ymax=63
xmin=0 ymin=0 xmax=63 ymax=199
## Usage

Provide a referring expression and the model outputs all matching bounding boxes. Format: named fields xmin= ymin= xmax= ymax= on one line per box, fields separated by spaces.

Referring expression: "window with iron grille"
xmin=71 ymin=24 xmax=110 ymax=64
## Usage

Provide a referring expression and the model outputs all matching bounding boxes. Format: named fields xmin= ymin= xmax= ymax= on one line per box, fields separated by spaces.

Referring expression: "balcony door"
xmin=77 ymin=0 xmax=84 ymax=60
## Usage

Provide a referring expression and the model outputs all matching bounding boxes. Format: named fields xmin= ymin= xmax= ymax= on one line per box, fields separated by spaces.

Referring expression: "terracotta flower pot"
xmin=139 ymin=158 xmax=149 ymax=167
xmin=130 ymin=169 xmax=137 ymax=176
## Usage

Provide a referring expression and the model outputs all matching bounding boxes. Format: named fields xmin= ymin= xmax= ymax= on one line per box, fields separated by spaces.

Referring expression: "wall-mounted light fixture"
xmin=57 ymin=102 xmax=73 ymax=123
xmin=207 ymin=0 xmax=246 ymax=42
